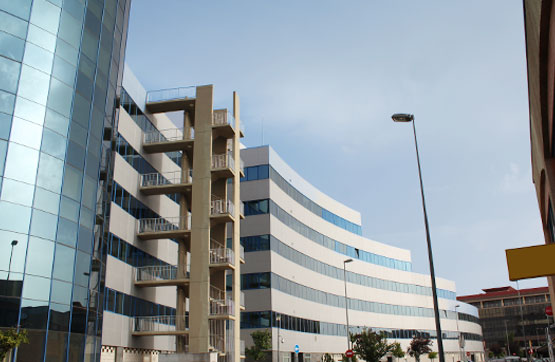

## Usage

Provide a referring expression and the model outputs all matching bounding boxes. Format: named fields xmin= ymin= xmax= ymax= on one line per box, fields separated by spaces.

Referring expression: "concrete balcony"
xmin=209 ymin=298 xmax=234 ymax=320
xmin=212 ymin=110 xmax=236 ymax=139
xmin=139 ymin=170 xmax=193 ymax=198
xmin=142 ymin=127 xmax=194 ymax=154
xmin=145 ymin=86 xmax=196 ymax=113
xmin=209 ymin=245 xmax=235 ymax=270
xmin=211 ymin=153 xmax=235 ymax=180
xmin=137 ymin=216 xmax=190 ymax=240
xmin=134 ymin=265 xmax=189 ymax=288
xmin=210 ymin=199 xmax=235 ymax=224
xmin=132 ymin=315 xmax=189 ymax=336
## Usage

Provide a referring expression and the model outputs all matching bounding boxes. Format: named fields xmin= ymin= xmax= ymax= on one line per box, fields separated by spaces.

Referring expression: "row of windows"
xmin=241 ymin=311 xmax=483 ymax=341
xmin=244 ymin=198 xmax=412 ymax=272
xmin=240 ymin=234 xmax=456 ymax=300
xmin=120 ymin=89 xmax=181 ymax=166
xmin=105 ymin=232 xmax=173 ymax=269
xmin=241 ymin=164 xmax=363 ymax=235
xmin=103 ymin=287 xmax=175 ymax=318
xmin=242 ymin=272 xmax=478 ymax=324
xmin=111 ymin=181 xmax=159 ymax=220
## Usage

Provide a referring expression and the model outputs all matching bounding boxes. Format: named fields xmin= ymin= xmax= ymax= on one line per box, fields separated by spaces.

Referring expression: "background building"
xmin=0 ymin=0 xmax=130 ymax=360
xmin=239 ymin=146 xmax=484 ymax=362
xmin=457 ymin=286 xmax=552 ymax=354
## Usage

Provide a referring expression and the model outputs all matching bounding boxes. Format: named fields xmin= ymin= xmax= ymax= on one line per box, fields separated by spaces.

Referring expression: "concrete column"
xmin=232 ymin=91 xmax=242 ymax=362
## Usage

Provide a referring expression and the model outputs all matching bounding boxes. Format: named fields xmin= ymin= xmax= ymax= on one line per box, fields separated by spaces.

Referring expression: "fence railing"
xmin=210 ymin=199 xmax=235 ymax=217
xmin=211 ymin=153 xmax=235 ymax=170
xmin=146 ymin=86 xmax=196 ymax=103
xmin=133 ymin=315 xmax=188 ymax=333
xmin=210 ymin=248 xmax=234 ymax=265
xmin=210 ymin=285 xmax=226 ymax=301
xmin=240 ymin=291 xmax=245 ymax=307
xmin=135 ymin=265 xmax=181 ymax=282
xmin=143 ymin=127 xmax=194 ymax=145
xmin=240 ymin=340 xmax=245 ymax=355
xmin=212 ymin=110 xmax=235 ymax=127
xmin=210 ymin=320 xmax=226 ymax=352
xmin=210 ymin=297 xmax=234 ymax=316
xmin=240 ymin=245 xmax=245 ymax=260
xmin=140 ymin=170 xmax=192 ymax=187
xmin=138 ymin=216 xmax=187 ymax=233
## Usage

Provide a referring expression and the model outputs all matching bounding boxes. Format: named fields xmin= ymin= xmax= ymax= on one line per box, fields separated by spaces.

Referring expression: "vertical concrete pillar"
xmin=232 ymin=91 xmax=242 ymax=362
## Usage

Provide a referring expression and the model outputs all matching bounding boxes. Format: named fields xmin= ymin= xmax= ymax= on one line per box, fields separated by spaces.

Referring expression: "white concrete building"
xmin=240 ymin=146 xmax=483 ymax=362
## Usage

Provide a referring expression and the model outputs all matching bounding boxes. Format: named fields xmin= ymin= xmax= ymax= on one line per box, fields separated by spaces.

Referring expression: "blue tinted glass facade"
xmin=0 ymin=0 xmax=130 ymax=360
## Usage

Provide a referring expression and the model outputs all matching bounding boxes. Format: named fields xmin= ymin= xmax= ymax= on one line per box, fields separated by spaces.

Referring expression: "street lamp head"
xmin=276 ymin=315 xmax=281 ymax=322
xmin=344 ymin=259 xmax=353 ymax=264
xmin=455 ymin=304 xmax=460 ymax=308
xmin=391 ymin=113 xmax=414 ymax=123
xmin=11 ymin=240 xmax=18 ymax=246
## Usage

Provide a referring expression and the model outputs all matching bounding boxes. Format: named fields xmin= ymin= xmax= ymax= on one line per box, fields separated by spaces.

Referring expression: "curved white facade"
xmin=240 ymin=146 xmax=484 ymax=362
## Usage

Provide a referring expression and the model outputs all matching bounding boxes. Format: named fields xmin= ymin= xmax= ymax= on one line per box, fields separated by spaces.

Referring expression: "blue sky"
xmin=125 ymin=0 xmax=544 ymax=295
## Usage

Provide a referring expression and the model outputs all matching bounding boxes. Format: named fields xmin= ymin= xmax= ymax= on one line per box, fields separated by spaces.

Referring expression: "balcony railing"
xmin=138 ymin=216 xmax=187 ymax=234
xmin=134 ymin=315 xmax=188 ymax=333
xmin=140 ymin=170 xmax=192 ymax=187
xmin=211 ymin=199 xmax=235 ymax=217
xmin=240 ymin=340 xmax=245 ymax=356
xmin=210 ymin=297 xmax=234 ymax=316
xmin=212 ymin=153 xmax=235 ymax=170
xmin=210 ymin=320 xmax=225 ymax=352
xmin=240 ymin=245 xmax=245 ymax=260
xmin=143 ymin=128 xmax=194 ymax=145
xmin=210 ymin=285 xmax=226 ymax=301
xmin=212 ymin=110 xmax=235 ymax=127
xmin=135 ymin=265 xmax=182 ymax=282
xmin=240 ymin=291 xmax=245 ymax=307
xmin=146 ymin=86 xmax=196 ymax=103
xmin=210 ymin=247 xmax=234 ymax=265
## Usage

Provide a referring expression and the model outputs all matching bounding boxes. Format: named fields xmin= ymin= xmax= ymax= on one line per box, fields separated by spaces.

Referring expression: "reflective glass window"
xmin=41 ymin=127 xmax=66 ymax=159
xmin=66 ymin=141 xmax=85 ymax=169
xmin=0 ymin=178 xmax=34 ymax=206
xmin=4 ymin=142 xmax=39 ymax=184
xmin=53 ymin=244 xmax=75 ymax=282
xmin=47 ymin=77 xmax=73 ymax=117
xmin=79 ymin=206 xmax=93 ymax=230
xmin=62 ymin=164 xmax=82 ymax=201
xmin=0 ymin=56 xmax=20 ymax=93
xmin=0 ymin=230 xmax=28 ymax=274
xmin=59 ymin=196 xmax=79 ymax=223
xmin=18 ymin=64 xmax=51 ymax=105
xmin=55 ymin=38 xmax=78 ymax=66
xmin=51 ymin=280 xmax=72 ymax=305
xmin=56 ymin=217 xmax=78 ymax=247
xmin=73 ymin=251 xmax=90 ymax=287
xmin=44 ymin=108 xmax=69 ymax=136
xmin=71 ymin=284 xmax=87 ymax=306
xmin=14 ymin=97 xmax=46 ymax=125
xmin=33 ymin=186 xmax=60 ymax=214
xmin=69 ymin=120 xmax=87 ymax=145
xmin=0 ymin=0 xmax=32 ymax=20
xmin=0 ymin=90 xmax=15 ymax=114
xmin=0 ymin=113 xmax=10 ymax=140
xmin=25 ymin=236 xmax=54 ymax=277
xmin=0 ymin=10 xmax=28 ymax=38
xmin=23 ymin=42 xmax=54 ymax=74
xmin=0 ymin=139 xmax=6 ymax=175
xmin=30 ymin=0 xmax=61 ymax=34
xmin=10 ymin=117 xmax=43 ymax=149
xmin=62 ymin=0 xmax=85 ymax=21
xmin=30 ymin=209 xmax=58 ymax=240
xmin=81 ymin=176 xmax=97 ymax=210
xmin=48 ymin=303 xmax=70 ymax=331
xmin=0 ymin=31 xmax=24 ymax=63
xmin=26 ymin=24 xmax=56 ymax=53
xmin=21 ymin=275 xmax=50 ymax=301
xmin=52 ymin=55 xmax=76 ymax=87
xmin=36 ymin=152 xmax=64 ymax=193
xmin=58 ymin=10 xmax=83 ymax=48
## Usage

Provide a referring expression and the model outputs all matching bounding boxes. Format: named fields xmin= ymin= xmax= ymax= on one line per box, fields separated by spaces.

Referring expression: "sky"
xmin=125 ymin=0 xmax=546 ymax=296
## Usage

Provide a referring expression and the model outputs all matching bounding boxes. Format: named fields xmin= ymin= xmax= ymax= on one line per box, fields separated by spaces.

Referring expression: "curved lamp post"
xmin=392 ymin=113 xmax=445 ymax=362
xmin=7 ymin=240 xmax=18 ymax=280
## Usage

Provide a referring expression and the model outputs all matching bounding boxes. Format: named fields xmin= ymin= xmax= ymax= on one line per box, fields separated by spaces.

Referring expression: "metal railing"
xmin=211 ymin=199 xmax=235 ymax=217
xmin=211 ymin=153 xmax=235 ymax=170
xmin=239 ymin=202 xmax=244 ymax=216
xmin=140 ymin=170 xmax=192 ymax=187
xmin=135 ymin=265 xmax=183 ymax=282
xmin=210 ymin=320 xmax=226 ymax=352
xmin=240 ymin=245 xmax=245 ymax=260
xmin=240 ymin=291 xmax=245 ymax=307
xmin=240 ymin=159 xmax=244 ymax=174
xmin=133 ymin=315 xmax=188 ymax=333
xmin=212 ymin=110 xmax=235 ymax=127
xmin=138 ymin=216 xmax=187 ymax=233
xmin=146 ymin=86 xmax=196 ymax=103
xmin=240 ymin=340 xmax=245 ymax=355
xmin=143 ymin=127 xmax=194 ymax=145
xmin=210 ymin=247 xmax=234 ymax=265
xmin=210 ymin=297 xmax=234 ymax=316
xmin=210 ymin=285 xmax=226 ymax=301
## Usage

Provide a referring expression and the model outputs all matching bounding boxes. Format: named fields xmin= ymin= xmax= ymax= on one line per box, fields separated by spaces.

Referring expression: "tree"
xmin=489 ymin=343 xmax=505 ymax=358
xmin=324 ymin=353 xmax=334 ymax=362
xmin=351 ymin=329 xmax=395 ymax=362
xmin=428 ymin=352 xmax=438 ymax=361
xmin=245 ymin=330 xmax=272 ymax=361
xmin=391 ymin=342 xmax=405 ymax=360
xmin=407 ymin=336 xmax=432 ymax=362
xmin=0 ymin=329 xmax=29 ymax=360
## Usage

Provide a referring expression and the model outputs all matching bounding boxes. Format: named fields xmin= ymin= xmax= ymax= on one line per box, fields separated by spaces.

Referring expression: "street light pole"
xmin=343 ymin=259 xmax=353 ymax=351
xmin=7 ymin=240 xmax=18 ymax=280
xmin=392 ymin=113 xmax=445 ymax=362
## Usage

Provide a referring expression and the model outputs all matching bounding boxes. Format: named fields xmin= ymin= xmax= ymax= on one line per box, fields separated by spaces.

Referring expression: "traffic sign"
xmin=466 ymin=352 xmax=470 ymax=357
xmin=346 ymin=350 xmax=354 ymax=358
xmin=546 ymin=306 xmax=553 ymax=316
xmin=294 ymin=345 xmax=299 ymax=354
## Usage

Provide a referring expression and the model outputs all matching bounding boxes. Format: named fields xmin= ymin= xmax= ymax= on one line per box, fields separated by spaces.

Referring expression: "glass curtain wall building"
xmin=0 ymin=0 xmax=130 ymax=360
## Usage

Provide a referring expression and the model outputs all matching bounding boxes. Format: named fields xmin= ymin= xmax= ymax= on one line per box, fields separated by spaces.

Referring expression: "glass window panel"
xmin=72 ymin=284 xmax=87 ymax=306
xmin=63 ymin=0 xmax=85 ymax=20
xmin=23 ymin=42 xmax=54 ymax=74
xmin=55 ymin=38 xmax=78 ymax=66
xmin=1 ymin=178 xmax=34 ymax=206
xmin=51 ymin=280 xmax=72 ymax=305
xmin=0 ymin=31 xmax=25 ymax=62
xmin=44 ymin=108 xmax=69 ymax=136
xmin=0 ymin=56 xmax=20 ymax=93
xmin=33 ymin=186 xmax=60 ymax=214
xmin=0 ymin=139 xmax=6 ymax=175
xmin=81 ymin=29 xmax=98 ymax=61
xmin=18 ymin=65 xmax=51 ymax=105
xmin=0 ymin=230 xmax=28 ymax=274
xmin=41 ymin=127 xmax=66 ymax=160
xmin=30 ymin=0 xmax=61 ymax=34
xmin=66 ymin=141 xmax=85 ymax=169
xmin=56 ymin=217 xmax=78 ymax=247
xmin=52 ymin=55 xmax=76 ymax=87
xmin=0 ymin=90 xmax=15 ymax=114
xmin=0 ymin=0 xmax=32 ymax=20
xmin=36 ymin=152 xmax=64 ymax=193
xmin=30 ymin=209 xmax=58 ymax=240
xmin=69 ymin=120 xmax=88 ymax=145
xmin=76 ymin=226 xmax=91 ymax=253
xmin=4 ymin=142 xmax=39 ymax=184
xmin=10 ymin=117 xmax=43 ymax=149
xmin=62 ymin=164 xmax=82 ymax=201
xmin=47 ymin=77 xmax=73 ymax=117
xmin=25 ymin=236 xmax=54 ymax=277
xmin=58 ymin=10 xmax=83 ymax=48
xmin=79 ymin=206 xmax=93 ymax=229
xmin=26 ymin=24 xmax=56 ymax=53
xmin=59 ymin=196 xmax=79 ymax=223
xmin=78 ymin=54 xmax=95 ymax=79
xmin=81 ymin=176 xmax=96 ymax=210
xmin=22 ymin=275 xmax=51 ymax=301
xmin=14 ymin=97 xmax=46 ymax=125
xmin=0 ymin=113 xmax=10 ymax=140
xmin=53 ymin=244 xmax=75 ymax=282
xmin=48 ymin=303 xmax=70 ymax=331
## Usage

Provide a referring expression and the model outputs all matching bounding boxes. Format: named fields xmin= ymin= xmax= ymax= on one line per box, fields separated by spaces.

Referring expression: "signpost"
xmin=294 ymin=345 xmax=299 ymax=354
xmin=546 ymin=306 xmax=553 ymax=316
xmin=346 ymin=350 xmax=354 ymax=358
